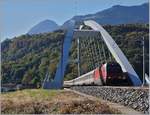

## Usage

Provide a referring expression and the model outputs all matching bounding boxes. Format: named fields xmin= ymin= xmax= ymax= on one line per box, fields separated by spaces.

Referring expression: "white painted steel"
xmin=73 ymin=30 xmax=99 ymax=38
xmin=43 ymin=20 xmax=75 ymax=89
xmin=145 ymin=73 xmax=150 ymax=85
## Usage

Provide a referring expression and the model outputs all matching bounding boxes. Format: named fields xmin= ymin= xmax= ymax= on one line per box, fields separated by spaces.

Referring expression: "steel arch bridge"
xmin=42 ymin=20 xmax=142 ymax=89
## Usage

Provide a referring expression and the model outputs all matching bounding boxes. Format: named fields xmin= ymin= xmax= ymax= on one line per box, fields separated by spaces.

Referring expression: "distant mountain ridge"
xmin=28 ymin=20 xmax=59 ymax=35
xmin=28 ymin=3 xmax=149 ymax=34
xmin=62 ymin=3 xmax=149 ymax=28
xmin=73 ymin=3 xmax=149 ymax=24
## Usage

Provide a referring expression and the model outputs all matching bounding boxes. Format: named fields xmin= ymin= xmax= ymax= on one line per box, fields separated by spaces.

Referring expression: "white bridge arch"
xmin=43 ymin=20 xmax=142 ymax=89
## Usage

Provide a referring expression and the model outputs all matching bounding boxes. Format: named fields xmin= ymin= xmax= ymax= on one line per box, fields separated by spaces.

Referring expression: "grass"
xmin=1 ymin=89 xmax=121 ymax=114
xmin=2 ymin=89 xmax=60 ymax=98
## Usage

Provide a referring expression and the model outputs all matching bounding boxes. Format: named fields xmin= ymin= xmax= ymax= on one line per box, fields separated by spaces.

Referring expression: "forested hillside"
xmin=1 ymin=24 xmax=149 ymax=88
xmin=2 ymin=30 xmax=64 ymax=87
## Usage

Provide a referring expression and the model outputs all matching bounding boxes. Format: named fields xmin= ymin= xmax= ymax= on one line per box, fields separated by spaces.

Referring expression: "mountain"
xmin=27 ymin=3 xmax=148 ymax=34
xmin=62 ymin=3 xmax=149 ymax=28
xmin=28 ymin=20 xmax=59 ymax=35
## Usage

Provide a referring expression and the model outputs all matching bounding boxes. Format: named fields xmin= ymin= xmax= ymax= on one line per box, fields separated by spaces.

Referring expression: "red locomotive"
xmin=64 ymin=61 xmax=132 ymax=87
xmin=93 ymin=62 xmax=132 ymax=86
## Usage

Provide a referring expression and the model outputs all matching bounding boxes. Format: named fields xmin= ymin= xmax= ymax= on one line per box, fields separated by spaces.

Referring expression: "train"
xmin=64 ymin=62 xmax=132 ymax=87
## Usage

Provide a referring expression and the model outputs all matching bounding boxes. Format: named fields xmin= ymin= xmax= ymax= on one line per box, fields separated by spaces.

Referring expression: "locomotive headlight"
xmin=122 ymin=77 xmax=126 ymax=80
xmin=118 ymin=76 xmax=121 ymax=79
xmin=108 ymin=77 xmax=111 ymax=79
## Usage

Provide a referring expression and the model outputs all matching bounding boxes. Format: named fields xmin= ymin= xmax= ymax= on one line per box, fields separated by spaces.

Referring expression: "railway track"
xmin=64 ymin=85 xmax=149 ymax=89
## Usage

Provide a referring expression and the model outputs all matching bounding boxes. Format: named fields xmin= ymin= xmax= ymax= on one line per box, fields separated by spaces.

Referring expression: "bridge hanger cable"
xmin=83 ymin=37 xmax=94 ymax=71
xmin=84 ymin=39 xmax=92 ymax=71
xmin=89 ymin=37 xmax=95 ymax=69
xmin=96 ymin=35 xmax=102 ymax=66
xmin=101 ymin=36 xmax=107 ymax=63
xmin=77 ymin=26 xmax=114 ymax=73
xmin=84 ymin=37 xmax=93 ymax=71
xmin=92 ymin=37 xmax=99 ymax=68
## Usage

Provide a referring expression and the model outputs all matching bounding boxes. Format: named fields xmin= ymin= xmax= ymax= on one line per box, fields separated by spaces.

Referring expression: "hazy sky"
xmin=0 ymin=0 xmax=148 ymax=41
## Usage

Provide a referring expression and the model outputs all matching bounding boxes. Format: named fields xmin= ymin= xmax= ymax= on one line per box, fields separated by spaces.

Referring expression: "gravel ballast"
xmin=71 ymin=86 xmax=149 ymax=114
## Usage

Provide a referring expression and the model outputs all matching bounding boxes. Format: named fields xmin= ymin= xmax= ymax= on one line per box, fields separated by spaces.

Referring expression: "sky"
xmin=0 ymin=0 xmax=148 ymax=41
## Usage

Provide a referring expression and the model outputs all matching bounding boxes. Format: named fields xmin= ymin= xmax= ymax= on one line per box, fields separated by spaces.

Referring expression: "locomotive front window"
xmin=107 ymin=65 xmax=122 ymax=73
